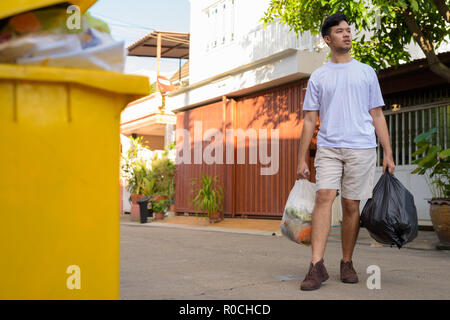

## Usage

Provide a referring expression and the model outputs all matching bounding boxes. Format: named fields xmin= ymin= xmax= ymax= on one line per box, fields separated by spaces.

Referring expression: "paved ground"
xmin=120 ymin=214 xmax=442 ymax=250
xmin=120 ymin=221 xmax=450 ymax=300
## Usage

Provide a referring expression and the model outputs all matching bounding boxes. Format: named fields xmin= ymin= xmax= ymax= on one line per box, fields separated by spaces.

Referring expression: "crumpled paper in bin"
xmin=0 ymin=6 xmax=125 ymax=72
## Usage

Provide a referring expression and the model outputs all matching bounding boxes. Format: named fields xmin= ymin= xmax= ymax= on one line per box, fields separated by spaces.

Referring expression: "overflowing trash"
xmin=0 ymin=4 xmax=126 ymax=72
xmin=360 ymin=172 xmax=419 ymax=249
xmin=281 ymin=179 xmax=316 ymax=246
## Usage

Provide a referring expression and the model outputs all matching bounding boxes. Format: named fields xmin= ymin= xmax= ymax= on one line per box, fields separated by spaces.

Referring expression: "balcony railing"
xmin=241 ymin=22 xmax=326 ymax=62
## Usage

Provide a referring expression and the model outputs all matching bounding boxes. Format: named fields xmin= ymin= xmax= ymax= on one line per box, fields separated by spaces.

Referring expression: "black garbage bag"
xmin=360 ymin=172 xmax=418 ymax=249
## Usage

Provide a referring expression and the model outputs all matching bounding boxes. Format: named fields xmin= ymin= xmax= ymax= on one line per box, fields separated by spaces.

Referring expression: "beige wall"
xmin=140 ymin=134 xmax=165 ymax=151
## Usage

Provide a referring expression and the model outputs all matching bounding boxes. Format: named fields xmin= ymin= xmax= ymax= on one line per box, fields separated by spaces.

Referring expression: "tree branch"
xmin=403 ymin=9 xmax=450 ymax=83
xmin=432 ymin=0 xmax=450 ymax=23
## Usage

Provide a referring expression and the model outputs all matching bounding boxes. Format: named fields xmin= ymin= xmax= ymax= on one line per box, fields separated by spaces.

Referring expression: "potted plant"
xmin=190 ymin=174 xmax=224 ymax=223
xmin=152 ymin=198 xmax=170 ymax=220
xmin=128 ymin=160 xmax=152 ymax=220
xmin=137 ymin=175 xmax=157 ymax=222
xmin=411 ymin=128 xmax=450 ymax=250
xmin=121 ymin=136 xmax=152 ymax=219
xmin=150 ymin=150 xmax=176 ymax=210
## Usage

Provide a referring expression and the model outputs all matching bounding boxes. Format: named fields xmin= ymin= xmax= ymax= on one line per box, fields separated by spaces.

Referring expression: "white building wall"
xmin=189 ymin=0 xmax=325 ymax=84
xmin=168 ymin=0 xmax=328 ymax=111
xmin=167 ymin=49 xmax=328 ymax=111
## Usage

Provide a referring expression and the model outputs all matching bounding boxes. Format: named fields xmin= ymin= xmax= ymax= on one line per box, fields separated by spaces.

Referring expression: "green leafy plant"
xmin=121 ymin=136 xmax=153 ymax=196
xmin=411 ymin=128 xmax=450 ymax=199
xmin=126 ymin=160 xmax=152 ymax=195
xmin=150 ymin=153 xmax=176 ymax=199
xmin=190 ymin=174 xmax=224 ymax=219
xmin=262 ymin=0 xmax=450 ymax=82
xmin=161 ymin=141 xmax=176 ymax=158
xmin=141 ymin=175 xmax=156 ymax=197
xmin=152 ymin=198 xmax=170 ymax=213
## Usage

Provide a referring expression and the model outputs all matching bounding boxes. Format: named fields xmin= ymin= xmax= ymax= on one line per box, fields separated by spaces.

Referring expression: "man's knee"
xmin=315 ymin=189 xmax=337 ymax=205
xmin=341 ymin=198 xmax=360 ymax=213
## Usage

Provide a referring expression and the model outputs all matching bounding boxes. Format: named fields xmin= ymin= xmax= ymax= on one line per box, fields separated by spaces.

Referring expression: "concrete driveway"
xmin=120 ymin=224 xmax=450 ymax=300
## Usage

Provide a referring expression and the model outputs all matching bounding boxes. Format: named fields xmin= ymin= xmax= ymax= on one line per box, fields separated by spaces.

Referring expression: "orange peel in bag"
xmin=10 ymin=12 xmax=41 ymax=34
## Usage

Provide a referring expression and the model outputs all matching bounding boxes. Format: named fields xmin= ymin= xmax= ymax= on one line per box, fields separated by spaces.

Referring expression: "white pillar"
xmin=164 ymin=123 xmax=175 ymax=147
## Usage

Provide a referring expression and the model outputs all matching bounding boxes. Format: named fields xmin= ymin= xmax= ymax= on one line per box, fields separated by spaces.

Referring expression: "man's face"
xmin=324 ymin=20 xmax=352 ymax=52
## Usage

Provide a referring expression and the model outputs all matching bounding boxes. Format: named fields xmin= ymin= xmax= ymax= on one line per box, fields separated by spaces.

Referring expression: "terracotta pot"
xmin=154 ymin=212 xmax=165 ymax=220
xmin=169 ymin=204 xmax=175 ymax=212
xmin=429 ymin=199 xmax=450 ymax=249
xmin=196 ymin=217 xmax=210 ymax=226
xmin=131 ymin=194 xmax=146 ymax=220
xmin=208 ymin=210 xmax=223 ymax=224
xmin=153 ymin=194 xmax=167 ymax=202
xmin=131 ymin=194 xmax=146 ymax=204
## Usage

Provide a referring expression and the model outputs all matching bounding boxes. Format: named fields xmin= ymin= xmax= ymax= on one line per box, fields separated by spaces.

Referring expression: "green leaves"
xmin=262 ymin=0 xmax=449 ymax=73
xmin=411 ymin=128 xmax=449 ymax=199
xmin=120 ymin=135 xmax=176 ymax=198
xmin=152 ymin=198 xmax=170 ymax=213
xmin=410 ymin=166 xmax=426 ymax=175
xmin=413 ymin=127 xmax=437 ymax=143
xmin=132 ymin=160 xmax=153 ymax=195
xmin=439 ymin=149 xmax=450 ymax=159
xmin=397 ymin=0 xmax=408 ymax=10
xmin=151 ymin=156 xmax=176 ymax=198
xmin=142 ymin=176 xmax=156 ymax=197
xmin=417 ymin=145 xmax=442 ymax=167
xmin=409 ymin=0 xmax=419 ymax=12
xmin=190 ymin=174 xmax=224 ymax=218
xmin=411 ymin=144 xmax=428 ymax=157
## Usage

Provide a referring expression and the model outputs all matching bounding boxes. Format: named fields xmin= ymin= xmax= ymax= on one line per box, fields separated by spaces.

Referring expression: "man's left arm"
xmin=369 ymin=107 xmax=395 ymax=174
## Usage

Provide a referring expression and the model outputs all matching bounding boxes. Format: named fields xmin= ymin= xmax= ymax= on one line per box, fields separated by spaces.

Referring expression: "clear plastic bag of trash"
xmin=0 ymin=5 xmax=125 ymax=72
xmin=16 ymin=30 xmax=126 ymax=72
xmin=281 ymin=179 xmax=316 ymax=246
xmin=360 ymin=172 xmax=418 ymax=249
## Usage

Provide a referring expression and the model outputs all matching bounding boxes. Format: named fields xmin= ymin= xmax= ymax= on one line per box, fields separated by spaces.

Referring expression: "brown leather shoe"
xmin=300 ymin=259 xmax=329 ymax=291
xmin=340 ymin=259 xmax=359 ymax=283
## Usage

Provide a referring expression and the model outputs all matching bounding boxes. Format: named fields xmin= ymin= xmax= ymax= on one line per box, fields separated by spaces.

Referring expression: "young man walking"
xmin=297 ymin=13 xmax=395 ymax=291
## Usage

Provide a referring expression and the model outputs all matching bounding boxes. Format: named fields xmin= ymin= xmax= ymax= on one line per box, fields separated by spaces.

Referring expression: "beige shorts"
xmin=314 ymin=147 xmax=377 ymax=200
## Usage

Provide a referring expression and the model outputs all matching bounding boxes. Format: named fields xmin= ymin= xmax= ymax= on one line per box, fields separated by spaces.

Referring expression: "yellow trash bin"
xmin=0 ymin=62 xmax=149 ymax=299
xmin=0 ymin=0 xmax=97 ymax=19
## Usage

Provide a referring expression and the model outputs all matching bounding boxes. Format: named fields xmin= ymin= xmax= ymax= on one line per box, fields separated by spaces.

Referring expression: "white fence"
xmin=243 ymin=22 xmax=325 ymax=62
xmin=377 ymin=101 xmax=449 ymax=166
xmin=369 ymin=100 xmax=450 ymax=226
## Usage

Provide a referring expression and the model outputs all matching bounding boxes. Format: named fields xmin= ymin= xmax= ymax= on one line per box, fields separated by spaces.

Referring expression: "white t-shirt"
xmin=302 ymin=58 xmax=385 ymax=148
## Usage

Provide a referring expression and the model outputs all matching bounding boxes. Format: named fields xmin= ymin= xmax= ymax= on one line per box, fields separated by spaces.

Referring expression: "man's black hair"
xmin=321 ymin=13 xmax=349 ymax=38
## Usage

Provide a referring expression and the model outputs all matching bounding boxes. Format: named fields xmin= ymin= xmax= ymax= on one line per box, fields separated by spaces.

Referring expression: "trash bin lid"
xmin=0 ymin=0 xmax=96 ymax=21
xmin=137 ymin=196 xmax=151 ymax=203
xmin=0 ymin=63 xmax=150 ymax=97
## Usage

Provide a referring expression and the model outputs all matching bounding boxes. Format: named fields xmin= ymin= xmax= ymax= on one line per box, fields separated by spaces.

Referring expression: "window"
xmin=204 ymin=0 xmax=236 ymax=52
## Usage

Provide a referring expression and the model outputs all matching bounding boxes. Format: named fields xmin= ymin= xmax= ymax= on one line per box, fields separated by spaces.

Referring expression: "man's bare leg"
xmin=311 ymin=189 xmax=337 ymax=264
xmin=341 ymin=198 xmax=360 ymax=262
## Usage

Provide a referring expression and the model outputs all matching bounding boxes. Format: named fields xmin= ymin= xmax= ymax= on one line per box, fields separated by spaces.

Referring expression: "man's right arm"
xmin=297 ymin=111 xmax=318 ymax=179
